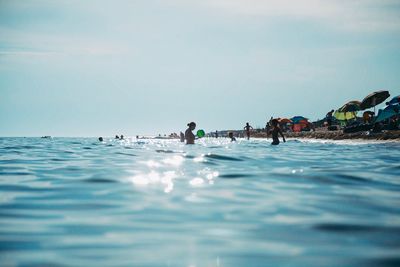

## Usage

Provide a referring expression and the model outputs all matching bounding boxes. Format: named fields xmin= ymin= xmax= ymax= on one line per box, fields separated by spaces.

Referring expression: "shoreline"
xmin=252 ymin=129 xmax=400 ymax=141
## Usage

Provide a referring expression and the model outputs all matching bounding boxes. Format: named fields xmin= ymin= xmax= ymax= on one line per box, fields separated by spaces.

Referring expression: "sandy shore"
xmin=252 ymin=129 xmax=400 ymax=141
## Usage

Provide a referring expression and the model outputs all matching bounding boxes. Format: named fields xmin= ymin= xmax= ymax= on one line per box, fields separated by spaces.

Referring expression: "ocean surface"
xmin=0 ymin=137 xmax=400 ymax=267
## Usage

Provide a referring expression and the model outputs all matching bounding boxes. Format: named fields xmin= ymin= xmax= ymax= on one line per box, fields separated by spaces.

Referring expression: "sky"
xmin=0 ymin=0 xmax=399 ymax=137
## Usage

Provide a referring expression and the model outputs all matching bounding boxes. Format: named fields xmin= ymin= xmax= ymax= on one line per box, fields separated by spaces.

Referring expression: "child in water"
xmin=243 ymin=122 xmax=253 ymax=140
xmin=185 ymin=122 xmax=196 ymax=144
xmin=270 ymin=119 xmax=286 ymax=145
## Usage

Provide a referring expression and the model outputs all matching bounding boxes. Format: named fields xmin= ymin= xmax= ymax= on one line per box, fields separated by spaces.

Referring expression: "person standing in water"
xmin=228 ymin=132 xmax=236 ymax=142
xmin=270 ymin=119 xmax=286 ymax=145
xmin=265 ymin=117 xmax=273 ymax=137
xmin=185 ymin=122 xmax=196 ymax=144
xmin=243 ymin=122 xmax=253 ymax=140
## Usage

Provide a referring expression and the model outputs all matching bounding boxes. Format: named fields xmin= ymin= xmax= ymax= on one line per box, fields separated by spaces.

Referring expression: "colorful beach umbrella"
xmin=387 ymin=95 xmax=400 ymax=105
xmin=375 ymin=104 xmax=400 ymax=123
xmin=360 ymin=90 xmax=390 ymax=110
xmin=338 ymin=100 xmax=361 ymax=112
xmin=291 ymin=116 xmax=308 ymax=124
xmin=334 ymin=111 xmax=356 ymax=121
xmin=278 ymin=118 xmax=292 ymax=124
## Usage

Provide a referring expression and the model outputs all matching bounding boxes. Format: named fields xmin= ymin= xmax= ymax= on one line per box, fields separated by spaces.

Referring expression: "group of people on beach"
xmin=183 ymin=119 xmax=286 ymax=145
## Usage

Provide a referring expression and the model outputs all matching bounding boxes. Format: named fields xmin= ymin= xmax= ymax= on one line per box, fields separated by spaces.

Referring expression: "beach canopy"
xmin=291 ymin=116 xmax=308 ymax=124
xmin=334 ymin=110 xmax=356 ymax=121
xmin=375 ymin=104 xmax=400 ymax=123
xmin=360 ymin=90 xmax=390 ymax=110
xmin=338 ymin=100 xmax=361 ymax=112
xmin=387 ymin=95 xmax=400 ymax=105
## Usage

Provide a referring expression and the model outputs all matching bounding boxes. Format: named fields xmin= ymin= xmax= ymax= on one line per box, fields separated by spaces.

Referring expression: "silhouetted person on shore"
xmin=185 ymin=122 xmax=196 ymax=145
xmin=326 ymin=110 xmax=334 ymax=126
xmin=270 ymin=119 xmax=286 ymax=145
xmin=215 ymin=130 xmax=219 ymax=138
xmin=180 ymin=132 xmax=185 ymax=142
xmin=244 ymin=122 xmax=253 ymax=140
xmin=228 ymin=132 xmax=236 ymax=142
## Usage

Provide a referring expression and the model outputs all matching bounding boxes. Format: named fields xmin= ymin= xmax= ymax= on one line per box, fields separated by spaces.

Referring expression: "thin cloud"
xmin=0 ymin=27 xmax=127 ymax=58
xmin=171 ymin=0 xmax=400 ymax=32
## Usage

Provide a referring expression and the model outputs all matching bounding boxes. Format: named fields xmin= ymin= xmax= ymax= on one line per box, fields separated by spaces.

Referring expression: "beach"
xmin=252 ymin=129 xmax=400 ymax=141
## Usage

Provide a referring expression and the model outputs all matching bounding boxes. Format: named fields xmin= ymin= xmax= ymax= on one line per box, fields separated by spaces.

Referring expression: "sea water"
xmin=0 ymin=137 xmax=399 ymax=267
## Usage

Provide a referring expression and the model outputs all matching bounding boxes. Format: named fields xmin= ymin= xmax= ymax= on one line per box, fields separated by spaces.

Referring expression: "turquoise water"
xmin=1 ymin=137 xmax=400 ymax=267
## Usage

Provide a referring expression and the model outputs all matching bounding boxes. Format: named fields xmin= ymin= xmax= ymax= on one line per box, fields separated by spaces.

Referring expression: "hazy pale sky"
xmin=1 ymin=0 xmax=399 ymax=136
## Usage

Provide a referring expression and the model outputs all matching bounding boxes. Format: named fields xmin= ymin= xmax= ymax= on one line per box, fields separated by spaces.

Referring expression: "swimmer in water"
xmin=185 ymin=122 xmax=196 ymax=144
xmin=243 ymin=122 xmax=253 ymax=140
xmin=270 ymin=119 xmax=286 ymax=145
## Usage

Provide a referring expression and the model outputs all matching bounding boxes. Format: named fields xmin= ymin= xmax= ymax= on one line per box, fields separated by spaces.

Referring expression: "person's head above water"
xmin=187 ymin=122 xmax=196 ymax=130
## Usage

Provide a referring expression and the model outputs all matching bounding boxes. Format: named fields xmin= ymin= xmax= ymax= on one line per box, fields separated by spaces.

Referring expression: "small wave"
xmin=0 ymin=240 xmax=41 ymax=251
xmin=155 ymin=149 xmax=176 ymax=153
xmin=115 ymin=152 xmax=137 ymax=157
xmin=204 ymin=154 xmax=243 ymax=161
xmin=50 ymin=158 xmax=68 ymax=162
xmin=1 ymin=145 xmax=39 ymax=150
xmin=313 ymin=223 xmax=400 ymax=233
xmin=0 ymin=171 xmax=33 ymax=176
xmin=0 ymin=185 xmax=53 ymax=192
xmin=219 ymin=173 xmax=256 ymax=179
xmin=364 ymin=257 xmax=400 ymax=267
xmin=83 ymin=178 xmax=117 ymax=183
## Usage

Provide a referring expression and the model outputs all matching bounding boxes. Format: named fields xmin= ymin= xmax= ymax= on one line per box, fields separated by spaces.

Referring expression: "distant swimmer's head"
xmin=271 ymin=119 xmax=279 ymax=127
xmin=228 ymin=132 xmax=233 ymax=138
xmin=187 ymin=122 xmax=196 ymax=130
xmin=98 ymin=137 xmax=103 ymax=142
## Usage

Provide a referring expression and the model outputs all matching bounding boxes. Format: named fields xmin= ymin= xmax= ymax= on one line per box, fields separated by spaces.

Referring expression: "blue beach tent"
xmin=375 ymin=104 xmax=400 ymax=123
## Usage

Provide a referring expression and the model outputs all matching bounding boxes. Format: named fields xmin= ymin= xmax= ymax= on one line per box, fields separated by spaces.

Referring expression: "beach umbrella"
xmin=387 ymin=95 xmax=400 ymax=105
xmin=334 ymin=110 xmax=356 ymax=121
xmin=360 ymin=90 xmax=390 ymax=110
xmin=291 ymin=116 xmax=308 ymax=124
xmin=338 ymin=100 xmax=361 ymax=112
xmin=375 ymin=104 xmax=400 ymax=123
xmin=278 ymin=118 xmax=292 ymax=124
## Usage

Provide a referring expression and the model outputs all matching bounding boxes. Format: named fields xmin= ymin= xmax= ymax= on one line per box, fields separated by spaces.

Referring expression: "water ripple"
xmin=0 ymin=137 xmax=399 ymax=267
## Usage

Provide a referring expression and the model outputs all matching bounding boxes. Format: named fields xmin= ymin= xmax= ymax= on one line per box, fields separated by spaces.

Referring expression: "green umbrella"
xmin=334 ymin=110 xmax=357 ymax=121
